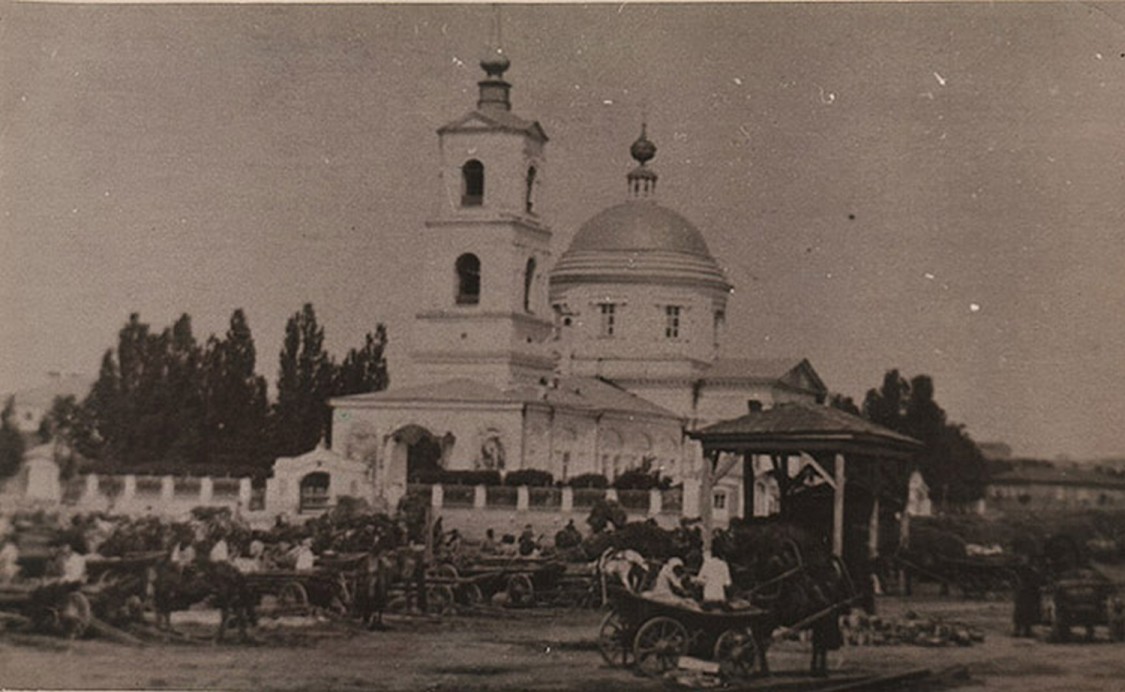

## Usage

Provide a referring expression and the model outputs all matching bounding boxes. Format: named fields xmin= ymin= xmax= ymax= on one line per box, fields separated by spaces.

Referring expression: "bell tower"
xmin=410 ymin=50 xmax=555 ymax=389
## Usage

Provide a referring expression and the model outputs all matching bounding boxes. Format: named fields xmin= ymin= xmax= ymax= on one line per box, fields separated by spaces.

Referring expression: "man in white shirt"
xmin=58 ymin=544 xmax=87 ymax=584
xmin=696 ymin=549 xmax=732 ymax=610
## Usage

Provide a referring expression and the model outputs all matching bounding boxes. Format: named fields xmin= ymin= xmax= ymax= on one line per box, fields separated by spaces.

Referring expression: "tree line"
xmin=35 ymin=303 xmax=388 ymax=477
xmin=831 ymin=369 xmax=989 ymax=505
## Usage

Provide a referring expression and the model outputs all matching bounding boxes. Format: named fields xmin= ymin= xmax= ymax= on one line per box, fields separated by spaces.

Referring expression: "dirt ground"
xmin=1 ymin=594 xmax=1124 ymax=691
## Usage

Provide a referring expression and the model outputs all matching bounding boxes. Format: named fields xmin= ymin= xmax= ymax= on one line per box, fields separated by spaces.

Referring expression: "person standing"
xmin=696 ymin=549 xmax=732 ymax=610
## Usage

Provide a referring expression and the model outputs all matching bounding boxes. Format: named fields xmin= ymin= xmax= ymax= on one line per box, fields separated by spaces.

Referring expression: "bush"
xmin=504 ymin=469 xmax=554 ymax=487
xmin=409 ymin=468 xmax=501 ymax=486
xmin=568 ymin=473 xmax=608 ymax=489
xmin=612 ymin=468 xmax=672 ymax=491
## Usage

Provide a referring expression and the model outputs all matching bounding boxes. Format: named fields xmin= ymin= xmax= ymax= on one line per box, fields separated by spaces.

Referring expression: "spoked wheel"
xmin=425 ymin=584 xmax=456 ymax=615
xmin=429 ymin=563 xmax=459 ymax=581
xmin=278 ymin=581 xmax=310 ymax=614
xmin=458 ymin=582 xmax=484 ymax=607
xmin=633 ymin=616 xmax=689 ymax=677
xmin=597 ymin=609 xmax=632 ymax=667
xmin=714 ymin=627 xmax=761 ymax=681
xmin=507 ymin=574 xmax=535 ymax=608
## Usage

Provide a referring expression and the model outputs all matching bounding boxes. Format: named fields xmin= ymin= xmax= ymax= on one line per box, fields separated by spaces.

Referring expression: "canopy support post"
xmin=833 ymin=453 xmax=846 ymax=558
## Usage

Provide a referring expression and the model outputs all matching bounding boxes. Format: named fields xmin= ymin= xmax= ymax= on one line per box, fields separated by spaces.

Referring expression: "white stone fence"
xmin=410 ymin=483 xmax=688 ymax=516
xmin=60 ymin=473 xmax=255 ymax=515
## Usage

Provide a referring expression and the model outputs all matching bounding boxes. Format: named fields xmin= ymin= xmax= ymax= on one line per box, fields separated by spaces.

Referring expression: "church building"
xmin=289 ymin=51 xmax=829 ymax=520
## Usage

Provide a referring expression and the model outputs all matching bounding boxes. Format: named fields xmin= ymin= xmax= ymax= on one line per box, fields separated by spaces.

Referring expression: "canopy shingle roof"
xmin=690 ymin=401 xmax=922 ymax=459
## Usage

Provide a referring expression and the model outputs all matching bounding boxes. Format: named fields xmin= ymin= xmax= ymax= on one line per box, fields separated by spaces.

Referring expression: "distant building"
xmin=5 ymin=372 xmax=91 ymax=435
xmin=987 ymin=465 xmax=1125 ymax=510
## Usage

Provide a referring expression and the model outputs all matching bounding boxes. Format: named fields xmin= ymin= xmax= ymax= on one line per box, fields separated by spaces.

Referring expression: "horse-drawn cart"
xmin=597 ymin=590 xmax=770 ymax=680
xmin=448 ymin=555 xmax=596 ymax=608
xmin=0 ymin=582 xmax=94 ymax=637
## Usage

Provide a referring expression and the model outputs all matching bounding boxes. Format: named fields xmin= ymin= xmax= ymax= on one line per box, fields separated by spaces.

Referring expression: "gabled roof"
xmin=515 ymin=376 xmax=681 ymax=420
xmin=332 ymin=375 xmax=680 ymax=421
xmin=438 ymin=109 xmax=548 ymax=143
xmin=690 ymin=401 xmax=922 ymax=459
xmin=702 ymin=357 xmax=827 ymax=394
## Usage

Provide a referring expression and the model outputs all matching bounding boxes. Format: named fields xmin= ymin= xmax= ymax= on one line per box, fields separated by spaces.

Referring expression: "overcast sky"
xmin=3 ymin=3 xmax=1125 ymax=460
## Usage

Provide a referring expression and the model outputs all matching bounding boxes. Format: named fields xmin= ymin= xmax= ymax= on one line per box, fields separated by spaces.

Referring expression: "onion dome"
xmin=626 ymin=124 xmax=659 ymax=197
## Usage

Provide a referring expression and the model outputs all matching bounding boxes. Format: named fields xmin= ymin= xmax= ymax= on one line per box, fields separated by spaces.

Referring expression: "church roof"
xmin=437 ymin=108 xmax=548 ymax=142
xmin=332 ymin=375 xmax=680 ymax=421
xmin=702 ymin=358 xmax=828 ymax=394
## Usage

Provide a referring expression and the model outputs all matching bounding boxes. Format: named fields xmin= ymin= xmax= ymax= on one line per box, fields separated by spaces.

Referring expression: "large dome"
xmin=566 ymin=201 xmax=715 ymax=256
xmin=550 ymin=200 xmax=731 ymax=295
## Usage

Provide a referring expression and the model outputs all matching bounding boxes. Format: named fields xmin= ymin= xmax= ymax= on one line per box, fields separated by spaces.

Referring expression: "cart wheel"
xmin=426 ymin=584 xmax=455 ymax=616
xmin=633 ymin=616 xmax=689 ymax=677
xmin=597 ymin=609 xmax=632 ymax=667
xmin=458 ymin=582 xmax=484 ymax=607
xmin=714 ymin=627 xmax=761 ymax=680
xmin=385 ymin=594 xmax=409 ymax=613
xmin=507 ymin=574 xmax=534 ymax=608
xmin=431 ymin=563 xmax=459 ymax=581
xmin=278 ymin=581 xmax=310 ymax=612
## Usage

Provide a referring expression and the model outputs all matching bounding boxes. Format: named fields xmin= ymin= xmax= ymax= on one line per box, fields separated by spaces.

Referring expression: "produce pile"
xmin=841 ymin=610 xmax=985 ymax=647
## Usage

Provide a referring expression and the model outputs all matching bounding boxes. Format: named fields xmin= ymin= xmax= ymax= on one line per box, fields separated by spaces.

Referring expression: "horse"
xmin=354 ymin=547 xmax=420 ymax=629
xmin=147 ymin=560 xmax=258 ymax=643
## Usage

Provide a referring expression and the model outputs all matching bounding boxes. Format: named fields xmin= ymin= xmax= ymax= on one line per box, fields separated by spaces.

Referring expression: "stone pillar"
xmin=84 ymin=474 xmax=99 ymax=501
xmin=517 ymin=486 xmax=529 ymax=512
xmin=561 ymin=486 xmax=574 ymax=513
xmin=239 ymin=478 xmax=253 ymax=509
xmin=682 ymin=478 xmax=700 ymax=518
xmin=474 ymin=485 xmax=487 ymax=509
xmin=161 ymin=476 xmax=174 ymax=501
xmin=200 ymin=477 xmax=214 ymax=504
xmin=648 ymin=488 xmax=662 ymax=516
xmin=605 ymin=488 xmax=618 ymax=502
xmin=432 ymin=483 xmax=444 ymax=509
xmin=123 ymin=475 xmax=136 ymax=501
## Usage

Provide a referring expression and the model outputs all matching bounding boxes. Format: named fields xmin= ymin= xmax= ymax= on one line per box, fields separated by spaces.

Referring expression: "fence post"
xmin=199 ymin=477 xmax=213 ymax=504
xmin=238 ymin=478 xmax=253 ymax=509
xmin=84 ymin=474 xmax=99 ymax=502
xmin=561 ymin=486 xmax=574 ymax=513
xmin=648 ymin=488 xmax=662 ymax=516
xmin=161 ymin=475 xmax=174 ymax=501
xmin=517 ymin=486 xmax=529 ymax=512
xmin=431 ymin=483 xmax=444 ymax=510
xmin=474 ymin=484 xmax=487 ymax=509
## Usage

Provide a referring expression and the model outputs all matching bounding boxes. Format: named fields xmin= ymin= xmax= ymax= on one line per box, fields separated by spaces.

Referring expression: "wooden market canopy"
xmin=688 ymin=402 xmax=923 ymax=557
xmin=691 ymin=402 xmax=922 ymax=460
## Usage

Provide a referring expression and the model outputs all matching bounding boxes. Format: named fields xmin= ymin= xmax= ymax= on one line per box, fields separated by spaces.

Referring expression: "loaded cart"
xmin=597 ymin=590 xmax=771 ymax=680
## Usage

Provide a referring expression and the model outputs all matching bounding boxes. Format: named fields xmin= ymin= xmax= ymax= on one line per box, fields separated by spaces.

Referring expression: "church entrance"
xmin=386 ymin=425 xmax=445 ymax=486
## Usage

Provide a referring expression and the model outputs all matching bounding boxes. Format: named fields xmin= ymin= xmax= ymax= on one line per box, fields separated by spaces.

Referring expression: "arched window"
xmin=523 ymin=257 xmax=536 ymax=313
xmin=462 ymin=160 xmax=484 ymax=206
xmin=525 ymin=166 xmax=537 ymax=213
xmin=455 ymin=253 xmax=481 ymax=305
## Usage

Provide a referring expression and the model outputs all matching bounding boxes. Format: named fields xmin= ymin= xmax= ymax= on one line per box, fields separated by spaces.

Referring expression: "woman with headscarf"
xmin=644 ymin=557 xmax=692 ymax=606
